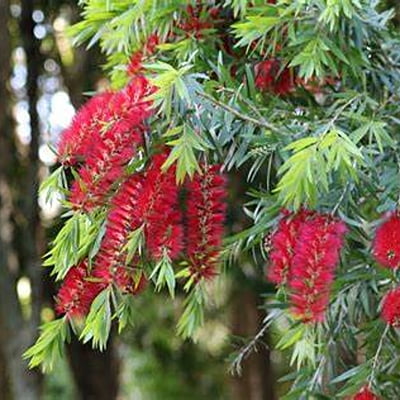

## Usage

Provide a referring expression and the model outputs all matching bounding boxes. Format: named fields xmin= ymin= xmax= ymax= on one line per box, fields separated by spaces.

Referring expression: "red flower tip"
xmin=127 ymin=34 xmax=160 ymax=76
xmin=289 ymin=213 xmax=347 ymax=322
xmin=68 ymin=75 xmax=153 ymax=211
xmin=55 ymin=261 xmax=103 ymax=318
xmin=178 ymin=4 xmax=214 ymax=38
xmin=92 ymin=173 xmax=145 ymax=289
xmin=373 ymin=211 xmax=400 ymax=269
xmin=92 ymin=149 xmax=183 ymax=290
xmin=353 ymin=386 xmax=380 ymax=400
xmin=254 ymin=59 xmax=294 ymax=95
xmin=267 ymin=209 xmax=316 ymax=285
xmin=186 ymin=164 xmax=227 ymax=282
xmin=57 ymin=91 xmax=114 ymax=165
xmin=381 ymin=287 xmax=400 ymax=326
xmin=267 ymin=209 xmax=347 ymax=323
xmin=141 ymin=151 xmax=184 ymax=261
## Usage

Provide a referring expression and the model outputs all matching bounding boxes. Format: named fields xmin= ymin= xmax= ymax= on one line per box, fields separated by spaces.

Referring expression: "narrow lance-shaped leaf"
xmin=23 ymin=317 xmax=70 ymax=373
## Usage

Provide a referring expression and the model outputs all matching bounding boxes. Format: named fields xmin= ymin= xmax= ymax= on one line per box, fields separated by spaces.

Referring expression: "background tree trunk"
xmin=230 ymin=283 xmax=276 ymax=400
xmin=0 ymin=0 xmax=42 ymax=398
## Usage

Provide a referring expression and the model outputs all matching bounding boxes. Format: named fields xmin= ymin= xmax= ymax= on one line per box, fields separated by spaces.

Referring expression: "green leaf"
xmin=149 ymin=253 xmax=176 ymax=298
xmin=39 ymin=166 xmax=67 ymax=205
xmin=123 ymin=225 xmax=144 ymax=263
xmin=23 ymin=318 xmax=70 ymax=373
xmin=275 ymin=130 xmax=363 ymax=208
xmin=114 ymin=294 xmax=136 ymax=334
xmin=44 ymin=212 xmax=105 ymax=280
xmin=162 ymin=125 xmax=209 ymax=183
xmin=276 ymin=324 xmax=306 ymax=350
xmin=147 ymin=62 xmax=193 ymax=118
xmin=232 ymin=16 xmax=280 ymax=47
xmin=80 ymin=288 xmax=112 ymax=350
xmin=177 ymin=286 xmax=205 ymax=339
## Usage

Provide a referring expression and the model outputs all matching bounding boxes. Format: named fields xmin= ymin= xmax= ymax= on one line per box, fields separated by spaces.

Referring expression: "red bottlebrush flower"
xmin=92 ymin=149 xmax=183 ymax=292
xmin=267 ymin=209 xmax=315 ymax=285
xmin=92 ymin=173 xmax=146 ymax=292
xmin=289 ymin=213 xmax=347 ymax=323
xmin=127 ymin=34 xmax=159 ymax=76
xmin=186 ymin=164 xmax=227 ymax=282
xmin=145 ymin=34 xmax=160 ymax=54
xmin=55 ymin=261 xmax=103 ymax=318
xmin=178 ymin=5 xmax=213 ymax=38
xmin=209 ymin=6 xmax=220 ymax=19
xmin=69 ymin=76 xmax=154 ymax=211
xmin=372 ymin=211 xmax=400 ymax=269
xmin=254 ymin=59 xmax=294 ymax=95
xmin=57 ymin=91 xmax=114 ymax=165
xmin=69 ymin=124 xmax=142 ymax=211
xmin=136 ymin=151 xmax=184 ymax=260
xmin=353 ymin=386 xmax=380 ymax=400
xmin=127 ymin=51 xmax=144 ymax=77
xmin=109 ymin=75 xmax=154 ymax=132
xmin=381 ymin=287 xmax=400 ymax=326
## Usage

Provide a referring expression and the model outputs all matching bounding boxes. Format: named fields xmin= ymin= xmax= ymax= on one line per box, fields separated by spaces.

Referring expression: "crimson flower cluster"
xmin=177 ymin=4 xmax=218 ymax=38
xmin=372 ymin=211 xmax=400 ymax=269
xmin=59 ymin=75 xmax=154 ymax=212
xmin=254 ymin=59 xmax=294 ymax=95
xmin=372 ymin=211 xmax=400 ymax=326
xmin=381 ymin=288 xmax=400 ymax=327
xmin=267 ymin=209 xmax=314 ymax=285
xmin=128 ymin=34 xmax=159 ymax=76
xmin=55 ymin=46 xmax=228 ymax=320
xmin=353 ymin=386 xmax=380 ymax=400
xmin=56 ymin=142 xmax=226 ymax=318
xmin=55 ymin=261 xmax=102 ymax=318
xmin=186 ymin=165 xmax=227 ymax=281
xmin=266 ymin=209 xmax=347 ymax=322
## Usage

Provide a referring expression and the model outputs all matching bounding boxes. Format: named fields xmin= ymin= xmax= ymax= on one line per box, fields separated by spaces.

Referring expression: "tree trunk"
xmin=230 ymin=285 xmax=276 ymax=400
xmin=67 ymin=334 xmax=120 ymax=400
xmin=0 ymin=0 xmax=42 ymax=398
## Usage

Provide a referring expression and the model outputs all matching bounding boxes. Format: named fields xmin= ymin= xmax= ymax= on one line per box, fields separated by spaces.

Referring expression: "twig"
xmin=368 ymin=324 xmax=390 ymax=389
xmin=219 ymin=86 xmax=270 ymax=125
xmin=230 ymin=320 xmax=270 ymax=375
xmin=199 ymin=92 xmax=280 ymax=133
xmin=331 ymin=183 xmax=350 ymax=216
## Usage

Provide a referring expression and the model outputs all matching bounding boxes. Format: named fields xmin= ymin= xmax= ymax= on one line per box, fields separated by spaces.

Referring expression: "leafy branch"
xmin=23 ymin=317 xmax=70 ymax=373
xmin=80 ymin=288 xmax=112 ymax=350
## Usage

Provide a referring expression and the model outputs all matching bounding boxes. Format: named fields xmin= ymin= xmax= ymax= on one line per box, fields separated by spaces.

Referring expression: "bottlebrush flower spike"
xmin=140 ymin=152 xmax=184 ymax=260
xmin=69 ymin=124 xmax=142 ymax=211
xmin=372 ymin=211 xmax=400 ymax=269
xmin=93 ymin=150 xmax=183 ymax=292
xmin=57 ymin=91 xmax=114 ymax=165
xmin=69 ymin=75 xmax=154 ymax=211
xmin=55 ymin=261 xmax=103 ymax=318
xmin=254 ymin=59 xmax=294 ymax=95
xmin=127 ymin=34 xmax=160 ymax=76
xmin=353 ymin=386 xmax=380 ymax=400
xmin=267 ymin=209 xmax=315 ymax=285
xmin=178 ymin=4 xmax=213 ymax=38
xmin=289 ymin=213 xmax=347 ymax=323
xmin=381 ymin=287 xmax=400 ymax=326
xmin=92 ymin=173 xmax=146 ymax=293
xmin=186 ymin=164 xmax=227 ymax=282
